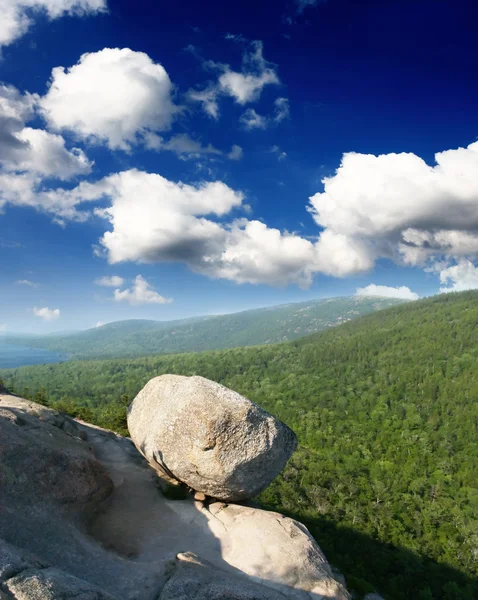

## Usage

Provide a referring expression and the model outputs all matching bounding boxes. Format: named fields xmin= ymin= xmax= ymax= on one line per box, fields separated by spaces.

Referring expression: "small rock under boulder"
xmin=127 ymin=375 xmax=297 ymax=501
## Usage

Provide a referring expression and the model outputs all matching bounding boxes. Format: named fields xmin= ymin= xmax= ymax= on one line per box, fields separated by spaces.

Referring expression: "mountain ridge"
xmin=3 ymin=295 xmax=409 ymax=360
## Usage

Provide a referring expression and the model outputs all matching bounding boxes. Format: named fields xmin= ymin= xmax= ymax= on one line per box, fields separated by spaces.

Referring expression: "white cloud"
xmin=56 ymin=169 xmax=327 ymax=287
xmin=356 ymin=284 xmax=419 ymax=301
xmin=189 ymin=41 xmax=280 ymax=119
xmin=309 ymin=141 xmax=478 ymax=276
xmin=94 ymin=275 xmax=124 ymax=287
xmin=314 ymin=230 xmax=374 ymax=277
xmin=33 ymin=306 xmax=60 ymax=320
xmin=218 ymin=41 xmax=279 ymax=104
xmin=0 ymin=84 xmax=91 ymax=179
xmin=7 ymin=138 xmax=478 ymax=291
xmin=0 ymin=0 xmax=106 ymax=48
xmin=240 ymin=108 xmax=268 ymax=130
xmin=0 ymin=171 xmax=95 ymax=220
xmin=113 ymin=275 xmax=172 ymax=306
xmin=15 ymin=279 xmax=38 ymax=287
xmin=209 ymin=219 xmax=322 ymax=287
xmin=0 ymin=324 xmax=7 ymax=332
xmin=4 ymin=127 xmax=92 ymax=178
xmin=0 ymin=84 xmax=37 ymax=156
xmin=95 ymin=321 xmax=104 ymax=327
xmin=439 ymin=259 xmax=478 ymax=293
xmin=228 ymin=144 xmax=243 ymax=160
xmin=274 ymin=97 xmax=290 ymax=123
xmin=239 ymin=99 xmax=289 ymax=131
xmin=40 ymin=48 xmax=178 ymax=150
xmin=90 ymin=169 xmax=245 ymax=265
xmin=0 ymin=165 xmax=370 ymax=287
xmin=187 ymin=86 xmax=220 ymax=120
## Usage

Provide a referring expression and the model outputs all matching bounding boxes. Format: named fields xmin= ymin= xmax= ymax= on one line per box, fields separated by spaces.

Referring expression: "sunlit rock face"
xmin=127 ymin=374 xmax=298 ymax=501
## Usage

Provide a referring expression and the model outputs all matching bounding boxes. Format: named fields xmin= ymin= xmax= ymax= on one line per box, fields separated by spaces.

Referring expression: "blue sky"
xmin=1 ymin=0 xmax=478 ymax=333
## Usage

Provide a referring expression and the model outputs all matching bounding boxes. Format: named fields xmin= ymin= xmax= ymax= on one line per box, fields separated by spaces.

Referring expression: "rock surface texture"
xmin=0 ymin=384 xmax=350 ymax=600
xmin=127 ymin=374 xmax=298 ymax=501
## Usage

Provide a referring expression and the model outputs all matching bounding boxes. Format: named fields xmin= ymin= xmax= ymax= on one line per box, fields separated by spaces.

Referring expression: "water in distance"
xmin=0 ymin=342 xmax=69 ymax=369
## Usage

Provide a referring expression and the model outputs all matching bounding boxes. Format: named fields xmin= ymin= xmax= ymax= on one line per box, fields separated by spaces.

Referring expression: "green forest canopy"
xmin=2 ymin=291 xmax=478 ymax=600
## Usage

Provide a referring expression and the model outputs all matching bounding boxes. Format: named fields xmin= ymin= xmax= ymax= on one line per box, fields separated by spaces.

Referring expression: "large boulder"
xmin=127 ymin=375 xmax=297 ymax=501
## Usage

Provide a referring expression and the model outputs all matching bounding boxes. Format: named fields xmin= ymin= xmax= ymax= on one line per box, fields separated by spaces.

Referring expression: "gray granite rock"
xmin=160 ymin=552 xmax=287 ymax=600
xmin=5 ymin=568 xmax=116 ymax=600
xmin=127 ymin=375 xmax=297 ymax=501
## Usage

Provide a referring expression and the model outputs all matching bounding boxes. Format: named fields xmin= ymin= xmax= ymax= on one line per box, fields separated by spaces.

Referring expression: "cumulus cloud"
xmin=95 ymin=275 xmax=124 ymax=287
xmin=38 ymin=168 xmax=325 ymax=287
xmin=7 ymin=138 xmax=478 ymax=291
xmin=356 ymin=284 xmax=419 ymax=300
xmin=0 ymin=0 xmax=106 ymax=48
xmin=309 ymin=141 xmax=478 ymax=277
xmin=0 ymin=84 xmax=91 ymax=179
xmin=4 ymin=127 xmax=92 ymax=178
xmin=439 ymin=259 xmax=478 ymax=293
xmin=189 ymin=41 xmax=281 ymax=119
xmin=208 ymin=219 xmax=322 ymax=287
xmin=0 ymin=171 xmax=95 ymax=220
xmin=0 ymin=84 xmax=36 ymax=157
xmin=91 ymin=169 xmax=245 ymax=265
xmin=40 ymin=48 xmax=178 ymax=150
xmin=113 ymin=275 xmax=172 ymax=306
xmin=228 ymin=144 xmax=243 ymax=160
xmin=33 ymin=306 xmax=60 ymax=320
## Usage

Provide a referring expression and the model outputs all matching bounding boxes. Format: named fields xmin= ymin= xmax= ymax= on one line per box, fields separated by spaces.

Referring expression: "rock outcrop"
xmin=0 ymin=384 xmax=349 ymax=600
xmin=127 ymin=374 xmax=298 ymax=501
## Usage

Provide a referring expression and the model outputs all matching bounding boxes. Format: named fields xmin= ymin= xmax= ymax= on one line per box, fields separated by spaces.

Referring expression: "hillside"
xmin=2 ymin=291 xmax=478 ymax=599
xmin=3 ymin=296 xmax=407 ymax=360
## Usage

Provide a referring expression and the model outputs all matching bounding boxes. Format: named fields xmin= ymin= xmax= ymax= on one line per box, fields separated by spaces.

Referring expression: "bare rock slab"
xmin=127 ymin=375 xmax=298 ymax=501
xmin=160 ymin=552 xmax=287 ymax=600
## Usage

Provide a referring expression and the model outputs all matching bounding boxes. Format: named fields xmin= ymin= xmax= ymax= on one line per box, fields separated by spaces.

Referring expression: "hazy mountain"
xmin=3 ymin=295 xmax=408 ymax=360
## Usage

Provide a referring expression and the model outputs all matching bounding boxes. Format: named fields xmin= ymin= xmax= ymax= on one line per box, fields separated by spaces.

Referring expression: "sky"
xmin=0 ymin=0 xmax=478 ymax=333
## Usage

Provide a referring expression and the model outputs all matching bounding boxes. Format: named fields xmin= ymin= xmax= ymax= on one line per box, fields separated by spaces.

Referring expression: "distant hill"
xmin=4 ymin=295 xmax=408 ymax=359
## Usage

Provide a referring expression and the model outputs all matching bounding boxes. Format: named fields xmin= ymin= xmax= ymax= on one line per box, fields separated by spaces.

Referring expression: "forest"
xmin=2 ymin=291 xmax=478 ymax=600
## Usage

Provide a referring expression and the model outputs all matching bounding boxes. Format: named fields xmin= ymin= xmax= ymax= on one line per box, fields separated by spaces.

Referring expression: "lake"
xmin=0 ymin=342 xmax=69 ymax=369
